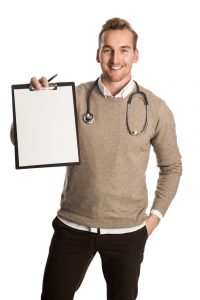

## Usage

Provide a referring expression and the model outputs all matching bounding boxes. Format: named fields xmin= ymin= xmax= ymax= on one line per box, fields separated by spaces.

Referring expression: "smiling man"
xmin=96 ymin=24 xmax=139 ymax=94
xmin=28 ymin=17 xmax=182 ymax=300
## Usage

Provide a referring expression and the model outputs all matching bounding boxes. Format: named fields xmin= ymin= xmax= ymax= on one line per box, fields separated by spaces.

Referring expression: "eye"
xmin=121 ymin=49 xmax=129 ymax=53
xmin=103 ymin=48 xmax=111 ymax=53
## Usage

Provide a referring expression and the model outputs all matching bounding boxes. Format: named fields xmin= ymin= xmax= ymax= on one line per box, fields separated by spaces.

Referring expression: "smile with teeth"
xmin=109 ymin=65 xmax=123 ymax=70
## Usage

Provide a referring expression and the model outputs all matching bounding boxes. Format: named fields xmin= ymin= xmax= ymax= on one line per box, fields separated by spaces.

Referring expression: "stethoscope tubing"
xmin=83 ymin=78 xmax=149 ymax=136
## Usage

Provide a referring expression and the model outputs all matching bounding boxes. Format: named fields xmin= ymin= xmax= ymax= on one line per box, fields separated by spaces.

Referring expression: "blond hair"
xmin=98 ymin=17 xmax=138 ymax=49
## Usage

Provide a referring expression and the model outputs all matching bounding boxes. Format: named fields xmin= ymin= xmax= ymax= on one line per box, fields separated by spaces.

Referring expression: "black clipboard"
xmin=11 ymin=82 xmax=80 ymax=169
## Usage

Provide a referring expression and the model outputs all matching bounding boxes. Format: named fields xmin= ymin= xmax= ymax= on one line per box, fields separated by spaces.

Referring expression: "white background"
xmin=0 ymin=0 xmax=199 ymax=299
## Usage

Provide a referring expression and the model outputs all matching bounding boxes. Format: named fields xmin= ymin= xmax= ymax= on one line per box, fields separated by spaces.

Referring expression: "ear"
xmin=133 ymin=48 xmax=139 ymax=63
xmin=96 ymin=49 xmax=100 ymax=63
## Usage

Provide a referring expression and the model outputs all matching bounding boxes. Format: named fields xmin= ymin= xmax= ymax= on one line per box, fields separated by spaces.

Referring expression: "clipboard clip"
xmin=29 ymin=83 xmax=57 ymax=91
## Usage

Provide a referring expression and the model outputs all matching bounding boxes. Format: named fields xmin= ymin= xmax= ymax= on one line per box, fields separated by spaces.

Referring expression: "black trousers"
xmin=41 ymin=217 xmax=148 ymax=300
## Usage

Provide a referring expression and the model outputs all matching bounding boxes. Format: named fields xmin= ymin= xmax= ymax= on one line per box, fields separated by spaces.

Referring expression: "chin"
xmin=108 ymin=75 xmax=127 ymax=83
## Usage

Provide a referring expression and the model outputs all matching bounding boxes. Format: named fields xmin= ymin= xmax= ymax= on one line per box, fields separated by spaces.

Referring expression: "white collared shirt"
xmin=98 ymin=76 xmax=135 ymax=98
xmin=58 ymin=78 xmax=163 ymax=234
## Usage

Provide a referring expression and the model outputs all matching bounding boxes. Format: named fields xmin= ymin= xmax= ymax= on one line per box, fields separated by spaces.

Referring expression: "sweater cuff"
xmin=150 ymin=209 xmax=163 ymax=219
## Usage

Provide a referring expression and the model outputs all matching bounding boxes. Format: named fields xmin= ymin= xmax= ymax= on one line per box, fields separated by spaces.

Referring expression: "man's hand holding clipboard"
xmin=30 ymin=74 xmax=58 ymax=90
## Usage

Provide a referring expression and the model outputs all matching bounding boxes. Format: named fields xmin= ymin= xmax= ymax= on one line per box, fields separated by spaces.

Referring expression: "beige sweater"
xmin=57 ymin=81 xmax=182 ymax=228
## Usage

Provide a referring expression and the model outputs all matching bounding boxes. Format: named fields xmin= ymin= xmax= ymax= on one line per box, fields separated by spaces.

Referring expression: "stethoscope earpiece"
xmin=83 ymin=113 xmax=94 ymax=124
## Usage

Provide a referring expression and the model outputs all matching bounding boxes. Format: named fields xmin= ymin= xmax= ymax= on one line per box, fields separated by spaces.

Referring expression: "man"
xmin=23 ymin=18 xmax=182 ymax=300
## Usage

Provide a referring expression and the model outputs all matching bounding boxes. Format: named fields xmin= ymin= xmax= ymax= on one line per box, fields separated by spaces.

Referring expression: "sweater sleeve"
xmin=150 ymin=100 xmax=182 ymax=216
xmin=10 ymin=123 xmax=15 ymax=145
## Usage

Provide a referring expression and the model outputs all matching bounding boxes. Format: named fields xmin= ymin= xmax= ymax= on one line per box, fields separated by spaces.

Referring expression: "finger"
xmin=39 ymin=76 xmax=49 ymax=88
xmin=30 ymin=77 xmax=42 ymax=90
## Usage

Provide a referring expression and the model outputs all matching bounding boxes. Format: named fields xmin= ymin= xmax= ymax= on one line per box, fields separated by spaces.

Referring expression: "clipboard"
xmin=11 ymin=82 xmax=80 ymax=169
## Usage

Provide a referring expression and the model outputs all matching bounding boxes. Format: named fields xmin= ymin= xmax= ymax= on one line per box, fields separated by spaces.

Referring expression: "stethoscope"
xmin=83 ymin=78 xmax=149 ymax=136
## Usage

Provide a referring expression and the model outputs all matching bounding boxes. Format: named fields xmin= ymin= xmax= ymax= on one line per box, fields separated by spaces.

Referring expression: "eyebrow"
xmin=120 ymin=46 xmax=131 ymax=49
xmin=102 ymin=45 xmax=131 ymax=49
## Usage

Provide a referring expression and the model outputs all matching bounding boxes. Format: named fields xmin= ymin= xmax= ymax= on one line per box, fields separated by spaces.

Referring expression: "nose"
xmin=110 ymin=50 xmax=120 ymax=64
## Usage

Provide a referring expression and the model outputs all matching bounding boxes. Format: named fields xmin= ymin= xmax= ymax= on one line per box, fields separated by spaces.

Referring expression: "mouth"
xmin=109 ymin=65 xmax=123 ymax=70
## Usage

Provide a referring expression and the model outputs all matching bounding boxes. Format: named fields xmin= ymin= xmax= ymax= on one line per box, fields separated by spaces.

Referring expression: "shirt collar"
xmin=98 ymin=76 xmax=135 ymax=99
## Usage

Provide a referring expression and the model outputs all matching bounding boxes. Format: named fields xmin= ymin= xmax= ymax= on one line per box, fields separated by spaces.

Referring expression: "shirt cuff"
xmin=150 ymin=209 xmax=163 ymax=219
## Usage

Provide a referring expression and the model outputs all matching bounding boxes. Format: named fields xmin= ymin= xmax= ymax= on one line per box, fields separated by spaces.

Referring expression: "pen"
xmin=48 ymin=74 xmax=58 ymax=82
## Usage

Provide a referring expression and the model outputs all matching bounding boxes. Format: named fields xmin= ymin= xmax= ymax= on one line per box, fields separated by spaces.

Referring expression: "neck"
xmin=101 ymin=75 xmax=131 ymax=96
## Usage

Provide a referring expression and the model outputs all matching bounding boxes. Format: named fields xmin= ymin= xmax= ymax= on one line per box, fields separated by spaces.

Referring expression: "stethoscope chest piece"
xmin=83 ymin=113 xmax=94 ymax=124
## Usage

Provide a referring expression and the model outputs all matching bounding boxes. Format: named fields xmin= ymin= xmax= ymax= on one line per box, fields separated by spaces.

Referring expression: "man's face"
xmin=97 ymin=29 xmax=139 ymax=85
